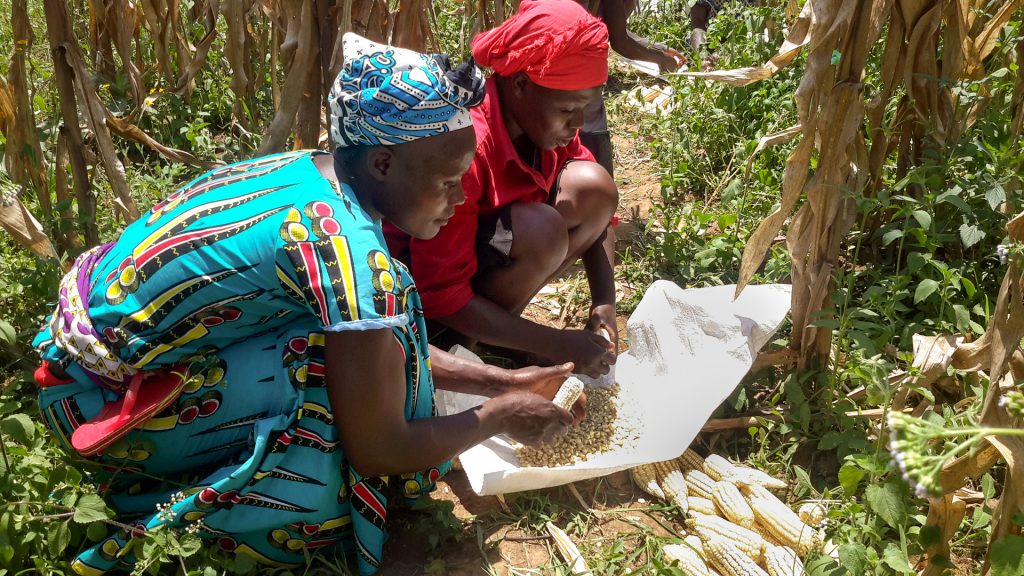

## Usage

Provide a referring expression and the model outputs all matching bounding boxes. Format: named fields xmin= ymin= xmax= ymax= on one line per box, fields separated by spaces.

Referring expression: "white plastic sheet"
xmin=435 ymin=281 xmax=792 ymax=496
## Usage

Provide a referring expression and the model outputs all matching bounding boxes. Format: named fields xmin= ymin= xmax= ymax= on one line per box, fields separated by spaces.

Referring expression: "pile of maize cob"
xmin=517 ymin=383 xmax=640 ymax=468
xmin=632 ymin=449 xmax=826 ymax=576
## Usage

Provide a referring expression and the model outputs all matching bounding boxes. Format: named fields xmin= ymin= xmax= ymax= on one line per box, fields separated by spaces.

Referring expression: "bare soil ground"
xmin=379 ymin=82 xmax=670 ymax=575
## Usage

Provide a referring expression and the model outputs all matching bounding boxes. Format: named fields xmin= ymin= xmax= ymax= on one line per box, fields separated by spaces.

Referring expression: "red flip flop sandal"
xmin=71 ymin=367 xmax=188 ymax=457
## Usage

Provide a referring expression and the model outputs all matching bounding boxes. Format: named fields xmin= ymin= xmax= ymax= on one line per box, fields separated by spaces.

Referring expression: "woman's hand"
xmin=587 ymin=303 xmax=619 ymax=356
xmin=508 ymin=362 xmax=586 ymax=423
xmin=652 ymin=47 xmax=686 ymax=73
xmin=491 ymin=391 xmax=573 ymax=447
xmin=555 ymin=329 xmax=615 ymax=378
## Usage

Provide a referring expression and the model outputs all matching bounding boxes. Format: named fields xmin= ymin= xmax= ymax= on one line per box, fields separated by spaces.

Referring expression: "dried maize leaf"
xmin=546 ymin=521 xmax=589 ymax=575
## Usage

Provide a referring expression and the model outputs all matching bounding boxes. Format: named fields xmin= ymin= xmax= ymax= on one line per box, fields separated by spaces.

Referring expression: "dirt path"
xmin=380 ymin=78 xmax=668 ymax=575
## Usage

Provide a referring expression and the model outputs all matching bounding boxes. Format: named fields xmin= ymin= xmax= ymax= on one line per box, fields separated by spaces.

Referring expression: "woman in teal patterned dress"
xmin=32 ymin=34 xmax=578 ymax=576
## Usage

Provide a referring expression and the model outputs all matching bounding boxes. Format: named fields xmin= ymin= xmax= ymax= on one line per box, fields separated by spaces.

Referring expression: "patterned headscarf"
xmin=472 ymin=0 xmax=608 ymax=91
xmin=329 ymin=33 xmax=486 ymax=148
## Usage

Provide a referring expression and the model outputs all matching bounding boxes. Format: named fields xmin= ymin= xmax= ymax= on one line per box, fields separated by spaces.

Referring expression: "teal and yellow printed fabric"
xmin=33 ymin=151 xmax=449 ymax=575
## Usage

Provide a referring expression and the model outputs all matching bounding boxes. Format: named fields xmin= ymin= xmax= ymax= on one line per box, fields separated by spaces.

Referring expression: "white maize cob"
xmin=704 ymin=538 xmax=770 ymax=576
xmin=687 ymin=514 xmax=765 ymax=562
xmin=750 ymin=521 xmax=784 ymax=547
xmin=741 ymin=483 xmax=821 ymax=556
xmin=688 ymin=496 xmax=718 ymax=516
xmin=763 ymin=545 xmax=805 ymax=576
xmin=684 ymin=534 xmax=705 ymax=556
xmin=552 ymin=376 xmax=585 ymax=410
xmin=712 ymin=481 xmax=756 ymax=529
xmin=705 ymin=454 xmax=787 ymax=490
xmin=732 ymin=466 xmax=788 ymax=490
xmin=704 ymin=454 xmax=737 ymax=481
xmin=663 ymin=543 xmax=712 ymax=576
xmin=678 ymin=448 xmax=706 ymax=471
xmin=685 ymin=469 xmax=717 ymax=500
xmin=797 ymin=503 xmax=826 ymax=526
xmin=655 ymin=460 xmax=689 ymax=514
xmin=545 ymin=521 xmax=590 ymax=575
xmin=631 ymin=463 xmax=666 ymax=501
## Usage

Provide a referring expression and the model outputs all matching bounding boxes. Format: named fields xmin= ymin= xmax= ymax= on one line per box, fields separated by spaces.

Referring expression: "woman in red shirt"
xmin=386 ymin=0 xmax=618 ymax=377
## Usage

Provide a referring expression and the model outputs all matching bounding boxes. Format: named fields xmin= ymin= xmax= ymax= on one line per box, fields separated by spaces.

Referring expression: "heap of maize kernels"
xmin=516 ymin=383 xmax=640 ymax=468
xmin=634 ymin=449 xmax=827 ymax=576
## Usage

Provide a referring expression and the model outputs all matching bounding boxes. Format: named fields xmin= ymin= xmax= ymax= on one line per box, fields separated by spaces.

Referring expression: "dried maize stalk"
xmin=687 ymin=514 xmax=765 ymax=562
xmin=704 ymin=538 xmax=770 ymax=576
xmin=552 ymin=376 xmax=585 ymax=410
xmin=655 ymin=460 xmax=689 ymax=514
xmin=797 ymin=503 xmax=825 ymax=526
xmin=688 ymin=496 xmax=718 ymax=516
xmin=663 ymin=543 xmax=712 ymax=576
xmin=545 ymin=521 xmax=590 ymax=575
xmin=685 ymin=468 xmax=717 ymax=500
xmin=763 ymin=545 xmax=805 ymax=576
xmin=631 ymin=463 xmax=666 ymax=500
xmin=741 ymin=483 xmax=821 ymax=556
xmin=712 ymin=481 xmax=756 ymax=529
xmin=679 ymin=448 xmax=705 ymax=470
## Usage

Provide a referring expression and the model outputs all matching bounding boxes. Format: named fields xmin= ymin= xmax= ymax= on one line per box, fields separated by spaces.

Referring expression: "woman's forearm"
xmin=429 ymin=344 xmax=511 ymax=396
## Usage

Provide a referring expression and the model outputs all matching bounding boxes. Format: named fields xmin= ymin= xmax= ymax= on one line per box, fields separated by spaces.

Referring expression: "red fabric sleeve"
xmin=406 ymin=160 xmax=487 ymax=318
xmin=565 ymin=132 xmax=596 ymax=163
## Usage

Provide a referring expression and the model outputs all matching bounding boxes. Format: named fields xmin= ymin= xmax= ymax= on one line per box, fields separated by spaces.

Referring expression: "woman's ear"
xmin=366 ymin=146 xmax=394 ymax=181
xmin=511 ymin=72 xmax=531 ymax=98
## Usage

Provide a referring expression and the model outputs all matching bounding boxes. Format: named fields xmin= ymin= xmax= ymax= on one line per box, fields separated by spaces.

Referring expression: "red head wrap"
xmin=471 ymin=0 xmax=609 ymax=91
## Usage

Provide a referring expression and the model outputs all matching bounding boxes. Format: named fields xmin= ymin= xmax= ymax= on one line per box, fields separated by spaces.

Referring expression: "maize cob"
xmin=712 ymin=481 xmax=756 ymax=529
xmin=735 ymin=467 xmax=787 ymax=491
xmin=663 ymin=543 xmax=712 ymax=576
xmin=678 ymin=448 xmax=705 ymax=471
xmin=685 ymin=469 xmax=717 ymax=500
xmin=750 ymin=521 xmax=783 ymax=547
xmin=797 ymin=503 xmax=826 ymax=526
xmin=631 ymin=463 xmax=666 ymax=501
xmin=684 ymin=534 xmax=705 ymax=556
xmin=687 ymin=514 xmax=765 ymax=562
xmin=763 ymin=545 xmax=805 ymax=576
xmin=704 ymin=538 xmax=770 ymax=576
xmin=688 ymin=496 xmax=718 ymax=516
xmin=655 ymin=460 xmax=689 ymax=514
xmin=545 ymin=522 xmax=590 ymax=575
xmin=741 ymin=483 xmax=821 ymax=556
xmin=703 ymin=454 xmax=736 ymax=482
xmin=552 ymin=376 xmax=585 ymax=410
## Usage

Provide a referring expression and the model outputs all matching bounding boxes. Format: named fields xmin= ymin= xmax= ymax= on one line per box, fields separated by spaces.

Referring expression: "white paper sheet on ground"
xmin=435 ymin=281 xmax=792 ymax=496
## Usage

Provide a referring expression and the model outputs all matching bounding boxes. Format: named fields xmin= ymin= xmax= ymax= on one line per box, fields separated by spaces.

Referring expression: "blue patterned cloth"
xmin=34 ymin=151 xmax=449 ymax=575
xmin=328 ymin=33 xmax=485 ymax=148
